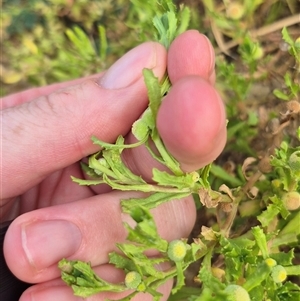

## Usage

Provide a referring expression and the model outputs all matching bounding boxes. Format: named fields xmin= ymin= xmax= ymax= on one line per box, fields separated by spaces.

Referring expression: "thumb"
xmin=1 ymin=42 xmax=167 ymax=199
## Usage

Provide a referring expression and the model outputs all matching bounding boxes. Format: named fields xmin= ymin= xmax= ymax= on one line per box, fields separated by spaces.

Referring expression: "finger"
xmin=121 ymin=77 xmax=226 ymax=180
xmin=168 ymin=30 xmax=216 ymax=84
xmin=4 ymin=191 xmax=196 ymax=283
xmin=1 ymin=42 xmax=167 ymax=200
xmin=19 ymin=264 xmax=172 ymax=301
xmin=157 ymin=76 xmax=227 ymax=172
xmin=1 ymin=74 xmax=103 ymax=109
xmin=122 ymin=30 xmax=226 ymax=177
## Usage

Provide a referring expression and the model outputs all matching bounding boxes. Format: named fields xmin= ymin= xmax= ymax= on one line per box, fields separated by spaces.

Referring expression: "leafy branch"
xmin=70 ymin=2 xmax=213 ymax=214
xmin=58 ymin=1 xmax=300 ymax=300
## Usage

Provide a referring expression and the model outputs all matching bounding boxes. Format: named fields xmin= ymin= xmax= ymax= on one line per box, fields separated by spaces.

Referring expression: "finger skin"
xmin=1 ymin=42 xmax=167 ymax=200
xmin=1 ymin=74 xmax=103 ymax=110
xmin=4 ymin=191 xmax=196 ymax=283
xmin=123 ymin=30 xmax=226 ymax=175
xmin=157 ymin=76 xmax=227 ymax=171
xmin=163 ymin=30 xmax=226 ymax=171
xmin=168 ymin=30 xmax=215 ymax=84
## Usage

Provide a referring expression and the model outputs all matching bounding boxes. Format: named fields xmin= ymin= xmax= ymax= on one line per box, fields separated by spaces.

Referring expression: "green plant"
xmin=56 ymin=1 xmax=300 ymax=301
xmin=2 ymin=0 xmax=300 ymax=300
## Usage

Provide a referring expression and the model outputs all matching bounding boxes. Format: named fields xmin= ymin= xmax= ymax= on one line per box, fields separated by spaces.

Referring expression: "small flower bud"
xmin=125 ymin=271 xmax=142 ymax=289
xmin=265 ymin=258 xmax=277 ymax=268
xmin=211 ymin=267 xmax=225 ymax=281
xmin=226 ymin=3 xmax=245 ymax=20
xmin=272 ymin=179 xmax=281 ymax=188
xmin=288 ymin=151 xmax=300 ymax=172
xmin=167 ymin=240 xmax=187 ymax=262
xmin=191 ymin=171 xmax=200 ymax=182
xmin=224 ymin=284 xmax=250 ymax=301
xmin=282 ymin=191 xmax=300 ymax=211
xmin=271 ymin=265 xmax=287 ymax=283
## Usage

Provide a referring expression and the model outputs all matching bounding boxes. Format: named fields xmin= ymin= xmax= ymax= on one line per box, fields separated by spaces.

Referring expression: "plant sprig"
xmin=59 ymin=205 xmax=205 ymax=300
xmin=58 ymin=1 xmax=300 ymax=300
xmin=70 ymin=2 xmax=210 ymax=214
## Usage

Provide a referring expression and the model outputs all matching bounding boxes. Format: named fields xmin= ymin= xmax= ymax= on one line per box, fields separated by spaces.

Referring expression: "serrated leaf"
xmin=109 ymin=252 xmax=136 ymax=271
xmin=257 ymin=204 xmax=280 ymax=227
xmin=166 ymin=11 xmax=177 ymax=43
xmin=121 ymin=191 xmax=191 ymax=213
xmin=220 ymin=236 xmax=256 ymax=257
xmin=271 ymin=249 xmax=294 ymax=266
xmin=143 ymin=69 xmax=162 ymax=120
xmin=252 ymin=226 xmax=269 ymax=259
xmin=176 ymin=6 xmax=191 ymax=35
xmin=152 ymin=168 xmax=197 ymax=189
xmin=59 ymin=259 xmax=125 ymax=297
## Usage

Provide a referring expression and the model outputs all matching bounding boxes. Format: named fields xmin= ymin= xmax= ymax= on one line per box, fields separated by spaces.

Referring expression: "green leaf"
xmin=243 ymin=260 xmax=272 ymax=291
xmin=153 ymin=10 xmax=178 ymax=48
xmin=65 ymin=26 xmax=96 ymax=61
xmin=152 ymin=168 xmax=199 ymax=190
xmin=210 ymin=164 xmax=243 ymax=186
xmin=257 ymin=204 xmax=280 ymax=227
xmin=167 ymin=287 xmax=202 ymax=301
xmin=132 ymin=109 xmax=153 ymax=141
xmin=270 ymin=249 xmax=294 ymax=266
xmin=71 ymin=176 xmax=104 ymax=186
xmin=98 ymin=25 xmax=107 ymax=61
xmin=92 ymin=135 xmax=147 ymax=150
xmin=284 ymin=265 xmax=300 ymax=276
xmin=143 ymin=68 xmax=162 ymax=120
xmin=281 ymin=27 xmax=294 ymax=46
xmin=121 ymin=191 xmax=191 ymax=213
xmin=58 ymin=259 xmax=125 ymax=297
xmin=109 ymin=252 xmax=136 ymax=272
xmin=176 ymin=6 xmax=191 ymax=35
xmin=252 ymin=226 xmax=269 ymax=259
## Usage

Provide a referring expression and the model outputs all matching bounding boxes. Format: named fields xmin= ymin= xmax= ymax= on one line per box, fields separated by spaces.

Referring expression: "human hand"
xmin=2 ymin=30 xmax=226 ymax=300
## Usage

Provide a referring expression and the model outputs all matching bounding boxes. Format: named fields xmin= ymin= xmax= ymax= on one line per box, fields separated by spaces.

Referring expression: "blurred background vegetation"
xmin=1 ymin=0 xmax=299 ymax=94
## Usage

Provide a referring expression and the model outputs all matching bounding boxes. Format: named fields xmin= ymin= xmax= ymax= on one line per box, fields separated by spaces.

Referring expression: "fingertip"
xmin=157 ymin=76 xmax=226 ymax=171
xmin=168 ymin=30 xmax=215 ymax=83
xmin=3 ymin=219 xmax=36 ymax=283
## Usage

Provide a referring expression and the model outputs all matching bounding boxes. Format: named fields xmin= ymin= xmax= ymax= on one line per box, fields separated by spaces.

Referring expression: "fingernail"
xmin=203 ymin=35 xmax=215 ymax=76
xmin=22 ymin=220 xmax=82 ymax=271
xmin=100 ymin=42 xmax=158 ymax=89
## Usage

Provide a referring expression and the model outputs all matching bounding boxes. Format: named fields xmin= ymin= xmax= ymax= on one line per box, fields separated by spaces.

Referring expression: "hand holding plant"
xmin=2 ymin=26 xmax=225 ymax=301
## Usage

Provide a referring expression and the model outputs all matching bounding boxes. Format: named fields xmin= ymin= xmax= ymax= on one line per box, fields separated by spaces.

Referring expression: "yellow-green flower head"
xmin=265 ymin=258 xmax=277 ymax=268
xmin=125 ymin=271 xmax=142 ymax=289
xmin=282 ymin=191 xmax=300 ymax=211
xmin=271 ymin=265 xmax=287 ymax=283
xmin=167 ymin=240 xmax=187 ymax=262
xmin=224 ymin=285 xmax=250 ymax=301
xmin=226 ymin=3 xmax=245 ymax=20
